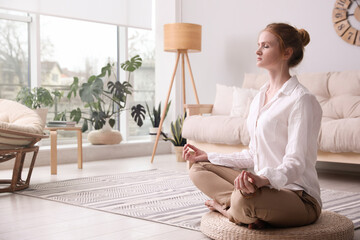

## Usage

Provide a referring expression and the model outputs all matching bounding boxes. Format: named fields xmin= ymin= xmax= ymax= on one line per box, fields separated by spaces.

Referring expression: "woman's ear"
xmin=283 ymin=47 xmax=293 ymax=60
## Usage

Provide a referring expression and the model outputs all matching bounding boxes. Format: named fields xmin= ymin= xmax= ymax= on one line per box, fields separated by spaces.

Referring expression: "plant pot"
xmin=34 ymin=108 xmax=48 ymax=129
xmin=87 ymin=120 xmax=122 ymax=145
xmin=149 ymin=127 xmax=162 ymax=141
xmin=173 ymin=146 xmax=185 ymax=162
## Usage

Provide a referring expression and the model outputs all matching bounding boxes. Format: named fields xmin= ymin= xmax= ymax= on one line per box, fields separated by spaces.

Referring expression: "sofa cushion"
xmin=182 ymin=115 xmax=250 ymax=145
xmin=320 ymin=118 xmax=360 ymax=153
xmin=185 ymin=71 xmax=360 ymax=153
xmin=242 ymin=73 xmax=268 ymax=89
xmin=299 ymin=71 xmax=360 ymax=153
xmin=231 ymin=88 xmax=259 ymax=118
xmin=212 ymin=84 xmax=234 ymax=115
xmin=299 ymin=71 xmax=360 ymax=120
xmin=242 ymin=71 xmax=360 ymax=153
xmin=212 ymin=84 xmax=259 ymax=117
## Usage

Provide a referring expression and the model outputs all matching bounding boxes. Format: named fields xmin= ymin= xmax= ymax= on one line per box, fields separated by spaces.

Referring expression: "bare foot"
xmin=205 ymin=200 xmax=218 ymax=211
xmin=205 ymin=199 xmax=230 ymax=218
xmin=248 ymin=219 xmax=268 ymax=229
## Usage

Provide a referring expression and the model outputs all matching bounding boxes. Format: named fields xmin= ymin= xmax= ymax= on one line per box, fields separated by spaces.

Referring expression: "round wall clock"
xmin=332 ymin=0 xmax=360 ymax=46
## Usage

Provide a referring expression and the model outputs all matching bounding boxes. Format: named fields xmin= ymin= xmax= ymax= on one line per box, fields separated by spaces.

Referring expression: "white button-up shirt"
xmin=208 ymin=76 xmax=323 ymax=206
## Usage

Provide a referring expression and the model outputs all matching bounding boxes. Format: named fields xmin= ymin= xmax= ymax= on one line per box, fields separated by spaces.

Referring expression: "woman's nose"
xmin=256 ymin=49 xmax=262 ymax=56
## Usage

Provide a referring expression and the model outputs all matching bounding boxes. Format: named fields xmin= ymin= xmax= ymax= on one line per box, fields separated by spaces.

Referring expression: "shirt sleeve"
xmin=208 ymin=148 xmax=255 ymax=169
xmin=257 ymin=94 xmax=321 ymax=190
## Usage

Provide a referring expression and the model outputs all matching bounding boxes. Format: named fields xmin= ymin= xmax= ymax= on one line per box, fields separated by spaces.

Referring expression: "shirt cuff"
xmin=207 ymin=152 xmax=221 ymax=165
xmin=257 ymin=167 xmax=288 ymax=190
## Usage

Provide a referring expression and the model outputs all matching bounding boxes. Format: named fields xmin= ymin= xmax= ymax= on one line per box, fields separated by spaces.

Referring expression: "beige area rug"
xmin=16 ymin=169 xmax=360 ymax=230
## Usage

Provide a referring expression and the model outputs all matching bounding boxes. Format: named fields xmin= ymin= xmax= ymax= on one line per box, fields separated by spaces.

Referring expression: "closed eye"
xmin=257 ymin=43 xmax=269 ymax=49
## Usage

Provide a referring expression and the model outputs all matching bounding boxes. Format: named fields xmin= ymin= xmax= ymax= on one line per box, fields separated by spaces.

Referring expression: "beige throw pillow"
xmin=230 ymin=87 xmax=259 ymax=118
xmin=211 ymin=84 xmax=234 ymax=115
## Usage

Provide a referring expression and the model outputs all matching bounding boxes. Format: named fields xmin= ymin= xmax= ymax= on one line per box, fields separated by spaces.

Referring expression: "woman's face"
xmin=256 ymin=31 xmax=283 ymax=70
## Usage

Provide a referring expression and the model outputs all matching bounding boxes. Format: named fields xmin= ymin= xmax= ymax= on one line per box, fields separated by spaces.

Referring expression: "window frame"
xmin=0 ymin=12 xmax=32 ymax=92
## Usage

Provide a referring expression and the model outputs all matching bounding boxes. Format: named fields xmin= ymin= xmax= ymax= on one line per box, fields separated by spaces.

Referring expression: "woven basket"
xmin=200 ymin=211 xmax=354 ymax=240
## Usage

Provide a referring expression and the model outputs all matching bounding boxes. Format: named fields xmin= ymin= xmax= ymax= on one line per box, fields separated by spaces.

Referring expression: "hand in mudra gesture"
xmin=182 ymin=143 xmax=209 ymax=163
xmin=234 ymin=170 xmax=270 ymax=195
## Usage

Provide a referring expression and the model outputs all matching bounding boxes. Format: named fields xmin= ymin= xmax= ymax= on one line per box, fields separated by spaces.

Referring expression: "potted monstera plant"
xmin=66 ymin=55 xmax=145 ymax=144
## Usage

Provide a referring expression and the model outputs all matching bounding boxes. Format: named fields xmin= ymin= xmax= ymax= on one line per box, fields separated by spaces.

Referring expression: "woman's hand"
xmin=234 ymin=171 xmax=270 ymax=194
xmin=182 ymin=143 xmax=209 ymax=163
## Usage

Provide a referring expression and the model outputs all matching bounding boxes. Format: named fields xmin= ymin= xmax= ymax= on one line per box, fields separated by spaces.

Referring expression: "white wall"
xmin=155 ymin=0 xmax=183 ymax=131
xmin=156 ymin=0 xmax=360 ymax=108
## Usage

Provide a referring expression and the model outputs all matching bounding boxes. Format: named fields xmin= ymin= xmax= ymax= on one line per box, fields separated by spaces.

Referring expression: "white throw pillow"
xmin=230 ymin=87 xmax=259 ymax=118
xmin=211 ymin=84 xmax=234 ymax=115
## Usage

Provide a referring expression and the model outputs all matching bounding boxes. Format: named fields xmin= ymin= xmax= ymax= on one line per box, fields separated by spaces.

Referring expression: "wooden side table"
xmin=45 ymin=127 xmax=83 ymax=175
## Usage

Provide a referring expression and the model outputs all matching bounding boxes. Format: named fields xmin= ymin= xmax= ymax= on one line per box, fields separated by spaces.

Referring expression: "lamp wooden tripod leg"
xmin=150 ymin=50 xmax=200 ymax=163
xmin=185 ymin=52 xmax=200 ymax=105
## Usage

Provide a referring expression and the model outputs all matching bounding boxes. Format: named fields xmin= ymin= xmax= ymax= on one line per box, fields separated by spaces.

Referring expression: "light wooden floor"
xmin=0 ymin=154 xmax=359 ymax=240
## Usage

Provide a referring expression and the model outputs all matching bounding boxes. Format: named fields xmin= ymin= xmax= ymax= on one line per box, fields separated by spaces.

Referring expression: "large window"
xmin=0 ymin=10 xmax=30 ymax=100
xmin=127 ymin=28 xmax=155 ymax=137
xmin=0 ymin=9 xmax=155 ymax=142
xmin=40 ymin=16 xmax=118 ymax=134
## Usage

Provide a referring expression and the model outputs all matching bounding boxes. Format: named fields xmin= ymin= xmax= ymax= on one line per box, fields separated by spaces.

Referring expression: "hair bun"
xmin=297 ymin=28 xmax=310 ymax=47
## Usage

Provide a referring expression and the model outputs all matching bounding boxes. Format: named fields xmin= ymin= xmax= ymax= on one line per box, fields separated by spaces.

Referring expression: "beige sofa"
xmin=182 ymin=70 xmax=360 ymax=164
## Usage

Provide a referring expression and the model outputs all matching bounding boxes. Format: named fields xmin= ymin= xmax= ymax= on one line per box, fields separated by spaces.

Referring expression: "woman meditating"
xmin=183 ymin=22 xmax=322 ymax=229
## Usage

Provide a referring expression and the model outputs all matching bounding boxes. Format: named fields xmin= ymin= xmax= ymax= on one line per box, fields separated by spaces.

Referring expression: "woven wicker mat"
xmin=17 ymin=169 xmax=360 ymax=230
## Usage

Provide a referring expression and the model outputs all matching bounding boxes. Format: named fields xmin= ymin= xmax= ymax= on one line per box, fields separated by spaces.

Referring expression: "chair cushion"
xmin=182 ymin=115 xmax=249 ymax=145
xmin=0 ymin=113 xmax=8 ymax=122
xmin=0 ymin=99 xmax=44 ymax=148
xmin=200 ymin=211 xmax=354 ymax=240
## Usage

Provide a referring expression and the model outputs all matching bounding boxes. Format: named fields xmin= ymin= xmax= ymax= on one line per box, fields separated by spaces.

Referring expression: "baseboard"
xmin=316 ymin=161 xmax=360 ymax=175
xmin=0 ymin=140 xmax=172 ymax=170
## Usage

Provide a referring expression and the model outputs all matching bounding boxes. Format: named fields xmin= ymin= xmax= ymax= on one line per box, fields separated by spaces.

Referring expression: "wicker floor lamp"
xmin=150 ymin=23 xmax=202 ymax=163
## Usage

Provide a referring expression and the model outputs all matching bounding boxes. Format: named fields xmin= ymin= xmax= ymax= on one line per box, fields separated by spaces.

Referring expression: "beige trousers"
xmin=189 ymin=162 xmax=321 ymax=227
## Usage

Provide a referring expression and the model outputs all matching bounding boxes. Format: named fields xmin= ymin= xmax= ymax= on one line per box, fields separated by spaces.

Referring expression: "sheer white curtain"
xmin=0 ymin=0 xmax=152 ymax=29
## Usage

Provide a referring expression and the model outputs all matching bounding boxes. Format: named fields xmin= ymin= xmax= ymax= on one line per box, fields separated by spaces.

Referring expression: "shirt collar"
xmin=259 ymin=76 xmax=299 ymax=96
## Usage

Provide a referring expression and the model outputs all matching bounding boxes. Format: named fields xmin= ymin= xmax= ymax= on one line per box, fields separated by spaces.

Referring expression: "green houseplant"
xmin=66 ymin=55 xmax=145 ymax=133
xmin=163 ymin=114 xmax=187 ymax=162
xmin=145 ymin=101 xmax=171 ymax=138
xmin=15 ymin=86 xmax=59 ymax=125
xmin=16 ymin=86 xmax=54 ymax=109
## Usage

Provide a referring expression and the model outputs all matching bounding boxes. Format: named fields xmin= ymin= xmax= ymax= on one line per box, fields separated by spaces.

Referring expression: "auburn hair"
xmin=264 ymin=23 xmax=310 ymax=68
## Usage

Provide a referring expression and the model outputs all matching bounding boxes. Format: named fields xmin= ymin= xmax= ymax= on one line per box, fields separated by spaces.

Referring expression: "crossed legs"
xmin=189 ymin=162 xmax=321 ymax=228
